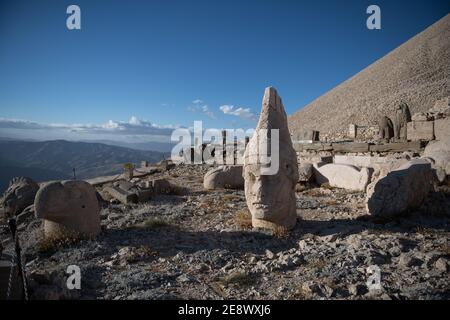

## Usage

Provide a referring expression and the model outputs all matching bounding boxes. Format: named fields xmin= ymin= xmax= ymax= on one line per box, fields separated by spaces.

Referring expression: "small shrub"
xmin=304 ymin=258 xmax=328 ymax=270
xmin=321 ymin=183 xmax=333 ymax=190
xmin=223 ymin=194 xmax=240 ymax=202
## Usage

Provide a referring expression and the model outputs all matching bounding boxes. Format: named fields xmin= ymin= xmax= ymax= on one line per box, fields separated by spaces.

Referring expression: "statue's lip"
xmin=252 ymin=203 xmax=269 ymax=209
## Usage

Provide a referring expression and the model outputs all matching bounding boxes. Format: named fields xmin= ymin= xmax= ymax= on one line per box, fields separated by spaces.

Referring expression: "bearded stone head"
xmin=243 ymin=87 xmax=299 ymax=230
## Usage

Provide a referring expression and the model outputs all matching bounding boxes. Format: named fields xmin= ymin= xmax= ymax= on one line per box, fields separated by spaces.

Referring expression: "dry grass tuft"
xmin=273 ymin=225 xmax=290 ymax=239
xmin=37 ymin=232 xmax=83 ymax=254
xmin=222 ymin=194 xmax=241 ymax=202
xmin=440 ymin=243 xmax=450 ymax=255
xmin=303 ymin=188 xmax=327 ymax=197
xmin=415 ymin=226 xmax=436 ymax=236
xmin=321 ymin=183 xmax=334 ymax=190
xmin=234 ymin=209 xmax=252 ymax=230
xmin=304 ymin=258 xmax=328 ymax=271
xmin=291 ymin=287 xmax=313 ymax=300
xmin=219 ymin=271 xmax=256 ymax=287
xmin=133 ymin=217 xmax=171 ymax=229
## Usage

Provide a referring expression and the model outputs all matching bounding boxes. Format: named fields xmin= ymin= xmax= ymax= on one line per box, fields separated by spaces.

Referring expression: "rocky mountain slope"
xmin=0 ymin=140 xmax=166 ymax=192
xmin=289 ymin=14 xmax=450 ymax=138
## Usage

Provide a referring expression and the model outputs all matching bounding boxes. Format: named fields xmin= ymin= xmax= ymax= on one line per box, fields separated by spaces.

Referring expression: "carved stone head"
xmin=243 ymin=87 xmax=299 ymax=230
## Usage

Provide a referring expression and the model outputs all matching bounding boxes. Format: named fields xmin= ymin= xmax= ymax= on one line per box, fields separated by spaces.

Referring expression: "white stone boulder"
xmin=313 ymin=163 xmax=371 ymax=191
xmin=35 ymin=180 xmax=101 ymax=238
xmin=204 ymin=165 xmax=244 ymax=190
xmin=365 ymin=159 xmax=433 ymax=217
xmin=424 ymin=139 xmax=450 ymax=177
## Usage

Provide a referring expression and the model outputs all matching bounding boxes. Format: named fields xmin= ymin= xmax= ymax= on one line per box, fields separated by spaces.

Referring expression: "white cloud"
xmin=0 ymin=116 xmax=180 ymax=142
xmin=201 ymin=105 xmax=216 ymax=119
xmin=187 ymin=99 xmax=216 ymax=119
xmin=219 ymin=105 xmax=257 ymax=120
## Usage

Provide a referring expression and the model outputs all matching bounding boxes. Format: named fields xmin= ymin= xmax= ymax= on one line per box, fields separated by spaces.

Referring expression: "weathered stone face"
xmin=366 ymin=159 xmax=432 ymax=217
xmin=1 ymin=177 xmax=39 ymax=218
xmin=35 ymin=180 xmax=100 ymax=238
xmin=243 ymin=87 xmax=299 ymax=230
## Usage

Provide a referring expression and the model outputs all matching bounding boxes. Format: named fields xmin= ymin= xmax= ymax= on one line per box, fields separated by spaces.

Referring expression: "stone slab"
xmin=331 ymin=142 xmax=369 ymax=153
xmin=369 ymin=141 xmax=422 ymax=153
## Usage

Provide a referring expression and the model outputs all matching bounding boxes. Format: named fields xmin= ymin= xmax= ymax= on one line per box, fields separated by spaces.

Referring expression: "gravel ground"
xmin=1 ymin=164 xmax=449 ymax=300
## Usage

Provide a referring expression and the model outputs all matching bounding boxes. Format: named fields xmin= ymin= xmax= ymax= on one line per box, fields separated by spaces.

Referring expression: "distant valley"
xmin=0 ymin=139 xmax=167 ymax=192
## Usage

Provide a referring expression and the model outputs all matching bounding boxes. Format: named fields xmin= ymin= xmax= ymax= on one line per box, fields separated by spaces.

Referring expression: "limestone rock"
xmin=297 ymin=163 xmax=313 ymax=182
xmin=243 ymin=87 xmax=299 ymax=230
xmin=423 ymin=139 xmax=450 ymax=176
xmin=434 ymin=118 xmax=450 ymax=141
xmin=292 ymin=129 xmax=319 ymax=142
xmin=406 ymin=121 xmax=434 ymax=141
xmin=313 ymin=163 xmax=371 ymax=192
xmin=105 ymin=186 xmax=138 ymax=204
xmin=1 ymin=177 xmax=39 ymax=218
xmin=35 ymin=180 xmax=101 ymax=238
xmin=366 ymin=159 xmax=433 ymax=217
xmin=151 ymin=178 xmax=173 ymax=194
xmin=203 ymin=166 xmax=244 ymax=190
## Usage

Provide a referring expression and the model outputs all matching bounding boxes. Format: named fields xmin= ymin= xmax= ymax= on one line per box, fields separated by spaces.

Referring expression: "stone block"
xmin=407 ymin=121 xmax=434 ymax=141
xmin=434 ymin=118 xmax=450 ymax=141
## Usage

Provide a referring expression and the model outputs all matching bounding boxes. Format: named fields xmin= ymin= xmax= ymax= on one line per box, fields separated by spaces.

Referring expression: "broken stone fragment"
xmin=313 ymin=163 xmax=371 ymax=192
xmin=365 ymin=159 xmax=433 ymax=217
xmin=35 ymin=180 xmax=101 ymax=238
xmin=151 ymin=178 xmax=172 ymax=194
xmin=243 ymin=87 xmax=299 ymax=230
xmin=297 ymin=163 xmax=313 ymax=182
xmin=203 ymin=165 xmax=244 ymax=190
xmin=105 ymin=186 xmax=138 ymax=204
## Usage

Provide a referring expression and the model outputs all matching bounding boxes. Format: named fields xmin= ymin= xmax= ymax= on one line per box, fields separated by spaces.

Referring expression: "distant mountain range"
xmin=0 ymin=139 xmax=167 ymax=193
xmin=80 ymin=139 xmax=175 ymax=153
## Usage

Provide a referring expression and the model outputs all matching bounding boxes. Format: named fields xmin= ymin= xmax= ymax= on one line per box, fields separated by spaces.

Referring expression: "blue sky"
xmin=0 ymin=0 xmax=448 ymax=144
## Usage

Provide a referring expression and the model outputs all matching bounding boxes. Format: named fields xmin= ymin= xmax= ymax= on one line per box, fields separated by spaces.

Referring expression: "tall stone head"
xmin=243 ymin=87 xmax=299 ymax=230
